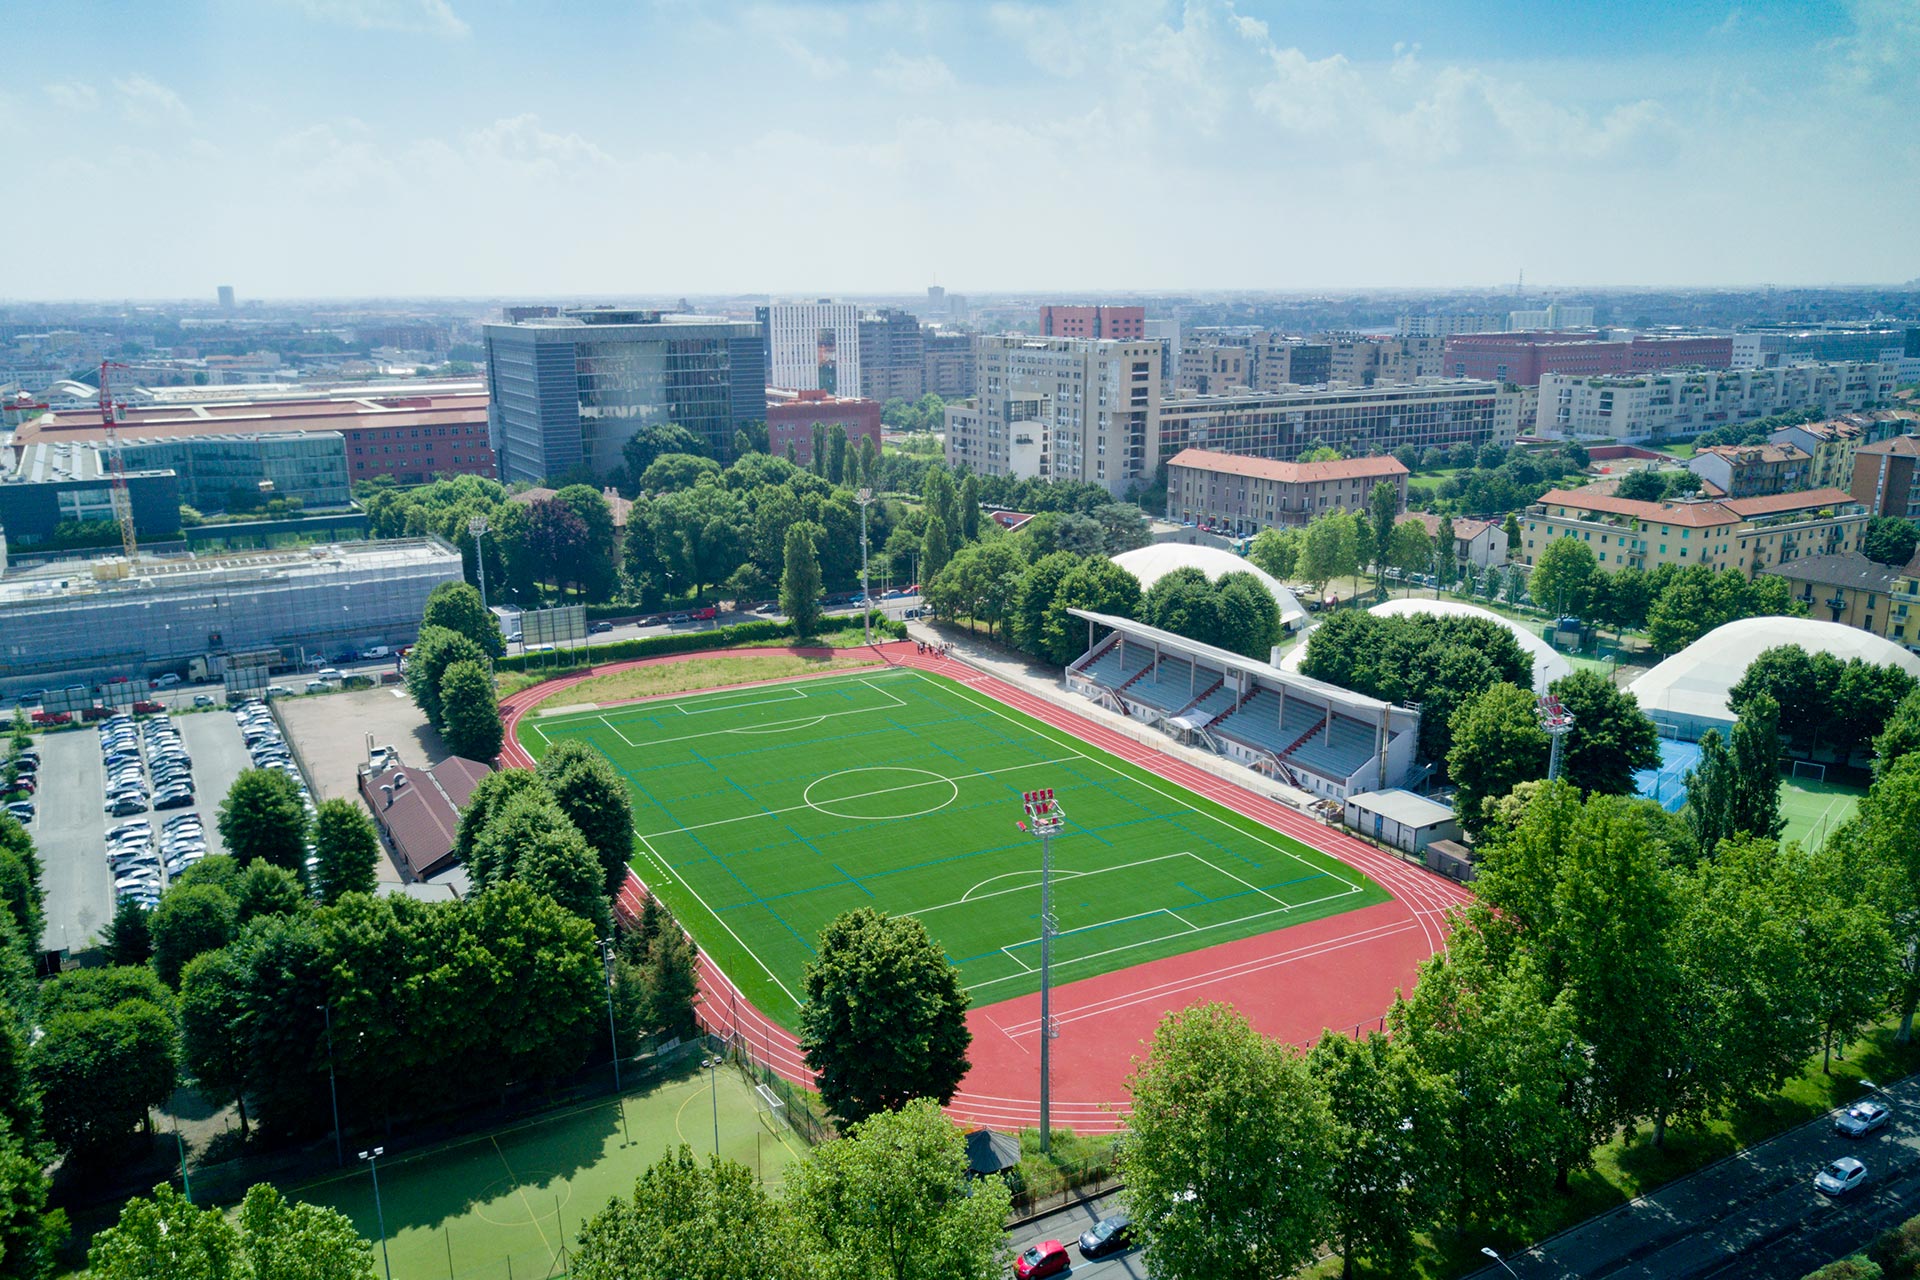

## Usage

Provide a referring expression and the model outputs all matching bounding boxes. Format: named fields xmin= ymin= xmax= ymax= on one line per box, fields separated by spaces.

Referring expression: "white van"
xmin=364 ymin=646 xmax=392 ymax=659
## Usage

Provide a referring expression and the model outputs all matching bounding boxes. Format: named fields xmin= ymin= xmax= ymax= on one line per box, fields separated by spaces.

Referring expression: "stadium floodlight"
xmin=1016 ymin=787 xmax=1065 ymax=1153
xmin=360 ymin=1146 xmax=392 ymax=1280
xmin=856 ymin=488 xmax=874 ymax=647
xmin=1535 ymin=694 xmax=1575 ymax=783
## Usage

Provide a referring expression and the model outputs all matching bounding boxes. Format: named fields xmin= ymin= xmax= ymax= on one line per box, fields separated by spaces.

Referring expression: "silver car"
xmin=1814 ymin=1157 xmax=1868 ymax=1195
xmin=1835 ymin=1101 xmax=1891 ymax=1137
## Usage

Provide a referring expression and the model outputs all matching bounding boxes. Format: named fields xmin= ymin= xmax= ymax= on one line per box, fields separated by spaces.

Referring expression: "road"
xmin=1009 ymin=1193 xmax=1149 ymax=1280
xmin=1473 ymin=1072 xmax=1920 ymax=1279
xmin=32 ymin=725 xmax=110 ymax=954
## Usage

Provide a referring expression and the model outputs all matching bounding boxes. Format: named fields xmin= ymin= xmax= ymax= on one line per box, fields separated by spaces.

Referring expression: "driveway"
xmin=1474 ymin=1073 xmax=1920 ymax=1278
xmin=31 ymin=727 xmax=111 ymax=954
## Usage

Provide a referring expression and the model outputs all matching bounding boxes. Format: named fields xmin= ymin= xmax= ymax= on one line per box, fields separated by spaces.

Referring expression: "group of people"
xmin=915 ymin=641 xmax=951 ymax=658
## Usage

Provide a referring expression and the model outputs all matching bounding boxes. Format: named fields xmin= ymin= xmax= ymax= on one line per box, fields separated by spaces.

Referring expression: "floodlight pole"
xmin=857 ymin=487 xmax=874 ymax=646
xmin=468 ymin=516 xmax=489 ymax=615
xmin=600 ymin=937 xmax=622 ymax=1094
xmin=1019 ymin=789 xmax=1065 ymax=1153
xmin=1536 ymin=695 xmax=1575 ymax=783
xmin=361 ymin=1146 xmax=392 ymax=1280
xmin=319 ymin=1002 xmax=343 ymax=1167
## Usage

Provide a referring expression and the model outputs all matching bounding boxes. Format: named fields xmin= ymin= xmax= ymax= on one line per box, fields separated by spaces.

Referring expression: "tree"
xmin=179 ymin=948 xmax=257 ymax=1134
xmin=1248 ymin=528 xmax=1302 ymax=581
xmin=1863 ymin=516 xmax=1920 ymax=567
xmin=921 ymin=515 xmax=953 ymax=584
xmin=639 ymin=452 xmax=723 ymax=494
xmin=31 ymin=999 xmax=176 ymax=1155
xmin=439 ymin=659 xmax=504 ymax=760
xmin=780 ymin=522 xmax=824 ymax=639
xmin=403 ymin=625 xmax=486 ymax=729
xmin=1010 ymin=551 xmax=1081 ymax=658
xmin=1529 ymin=536 xmax=1597 ymax=618
xmin=150 ymin=883 xmax=239 ymax=987
xmin=419 ymin=581 xmax=504 ymax=659
xmin=1727 ymin=692 xmax=1784 ymax=842
xmin=1038 ymin=558 xmax=1141 ymax=666
xmin=784 ymin=1098 xmax=1010 ymax=1280
xmin=1684 ymin=730 xmax=1735 ymax=856
xmin=651 ymin=483 xmax=745 ymax=601
xmin=575 ymin=1146 xmax=798 ymax=1280
xmin=1094 ymin=502 xmax=1151 ymax=553
xmin=537 ymin=741 xmax=637 ymax=896
xmin=621 ymin=422 xmax=705 ymax=488
xmin=236 ymin=863 xmax=306 ymax=923
xmin=1122 ymin=1003 xmax=1333 ymax=1280
xmin=1214 ymin=572 xmax=1282 ymax=660
xmin=1299 ymin=510 xmax=1348 ymax=595
xmin=1874 ymin=687 xmax=1920 ymax=779
xmin=102 ymin=897 xmax=152 ymax=966
xmin=1433 ymin=514 xmax=1458 ymax=588
xmin=1616 ymin=468 xmax=1668 ymax=502
xmin=1550 ymin=668 xmax=1660 ymax=795
xmin=1448 ymin=683 xmax=1550 ymax=839
xmin=452 ymin=769 xmax=548 ymax=870
xmin=217 ymin=769 xmax=308 ymax=872
xmin=1366 ymin=481 xmax=1400 ymax=591
xmin=86 ymin=1183 xmax=376 ymax=1280
xmin=1307 ymin=1031 xmax=1446 ymax=1278
xmin=827 ymin=424 xmax=849 ymax=485
xmin=959 ymin=472 xmax=981 ymax=542
xmin=1503 ymin=512 xmax=1522 ymax=554
xmin=798 ymin=909 xmax=971 ymax=1126
xmin=0 ymin=1121 xmax=59 ymax=1279
xmin=1387 ymin=518 xmax=1433 ymax=589
xmin=468 ymin=792 xmax=611 ymax=935
xmin=309 ymin=799 xmax=380 ymax=904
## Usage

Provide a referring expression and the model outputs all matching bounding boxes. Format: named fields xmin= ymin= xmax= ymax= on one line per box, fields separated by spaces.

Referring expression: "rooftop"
xmin=1534 ymin=486 xmax=1858 ymax=528
xmin=1856 ymin=435 xmax=1920 ymax=458
xmin=14 ymin=391 xmax=488 ymax=446
xmin=1166 ymin=448 xmax=1409 ymax=484
xmin=1696 ymin=443 xmax=1809 ymax=464
xmin=1760 ymin=551 xmax=1901 ymax=593
xmin=1345 ymin=788 xmax=1457 ymax=828
xmin=0 ymin=537 xmax=460 ymax=607
xmin=359 ymin=753 xmax=492 ymax=881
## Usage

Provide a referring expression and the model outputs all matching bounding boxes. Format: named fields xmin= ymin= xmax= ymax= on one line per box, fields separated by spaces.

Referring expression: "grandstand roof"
xmin=1628 ymin=616 xmax=1920 ymax=729
xmin=1069 ymin=609 xmax=1400 ymax=719
xmin=1110 ymin=543 xmax=1307 ymax=628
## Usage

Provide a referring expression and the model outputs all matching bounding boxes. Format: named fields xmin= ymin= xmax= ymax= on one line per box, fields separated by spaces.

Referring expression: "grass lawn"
xmin=1779 ymin=773 xmax=1865 ymax=849
xmin=519 ymin=667 xmax=1389 ymax=1027
xmin=287 ymin=1053 xmax=799 ymax=1280
xmin=526 ymin=652 xmax=880 ymax=717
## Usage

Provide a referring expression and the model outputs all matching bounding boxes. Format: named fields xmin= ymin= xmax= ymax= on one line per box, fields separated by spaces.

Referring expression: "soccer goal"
xmin=1790 ymin=760 xmax=1827 ymax=784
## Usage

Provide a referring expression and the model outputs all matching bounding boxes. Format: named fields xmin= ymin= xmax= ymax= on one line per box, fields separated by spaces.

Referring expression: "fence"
xmin=494 ymin=611 xmax=904 ymax=672
xmin=716 ymin=1029 xmax=835 ymax=1147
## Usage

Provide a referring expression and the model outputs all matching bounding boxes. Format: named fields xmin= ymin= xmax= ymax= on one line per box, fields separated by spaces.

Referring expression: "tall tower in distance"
xmin=217 ymin=285 xmax=236 ymax=311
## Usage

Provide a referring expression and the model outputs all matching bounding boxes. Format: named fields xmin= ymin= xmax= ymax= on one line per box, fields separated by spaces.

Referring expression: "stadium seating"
xmin=1179 ymin=681 xmax=1240 ymax=723
xmin=1215 ymin=689 xmax=1323 ymax=755
xmin=1282 ymin=714 xmax=1378 ymax=781
xmin=1077 ymin=640 xmax=1155 ymax=689
xmin=1123 ymin=657 xmax=1202 ymax=714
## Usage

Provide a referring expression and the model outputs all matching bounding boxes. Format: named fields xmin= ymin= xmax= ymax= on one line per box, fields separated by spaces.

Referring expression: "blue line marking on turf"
xmin=831 ymin=863 xmax=875 ymax=899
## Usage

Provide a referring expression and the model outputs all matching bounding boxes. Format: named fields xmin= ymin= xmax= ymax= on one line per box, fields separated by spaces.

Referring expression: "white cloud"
xmin=284 ymin=0 xmax=470 ymax=39
xmin=44 ymin=82 xmax=99 ymax=112
xmin=745 ymin=3 xmax=849 ymax=78
xmin=462 ymin=115 xmax=616 ymax=170
xmin=114 ymin=75 xmax=191 ymax=128
xmin=872 ymin=51 xmax=955 ymax=93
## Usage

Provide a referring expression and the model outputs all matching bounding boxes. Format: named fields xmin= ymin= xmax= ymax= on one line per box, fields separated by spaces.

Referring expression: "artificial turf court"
xmin=519 ymin=666 xmax=1391 ymax=1027
xmin=290 ymin=1059 xmax=798 ymax=1280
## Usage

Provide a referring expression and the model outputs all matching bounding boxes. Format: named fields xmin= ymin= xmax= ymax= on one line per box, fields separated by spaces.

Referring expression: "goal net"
xmin=1790 ymin=760 xmax=1826 ymax=784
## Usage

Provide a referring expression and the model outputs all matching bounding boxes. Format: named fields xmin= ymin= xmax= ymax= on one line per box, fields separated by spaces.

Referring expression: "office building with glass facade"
xmin=483 ymin=310 xmax=766 ymax=483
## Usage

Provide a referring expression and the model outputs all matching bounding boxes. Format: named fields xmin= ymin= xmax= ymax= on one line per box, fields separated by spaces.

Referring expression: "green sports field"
xmin=519 ymin=668 xmax=1389 ymax=1026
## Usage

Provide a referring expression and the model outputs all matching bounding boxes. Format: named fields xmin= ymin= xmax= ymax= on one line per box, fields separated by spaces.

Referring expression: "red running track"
xmin=498 ymin=640 xmax=1470 ymax=1134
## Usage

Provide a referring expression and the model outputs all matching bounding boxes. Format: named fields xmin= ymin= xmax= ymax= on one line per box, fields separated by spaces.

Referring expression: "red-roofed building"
xmin=358 ymin=752 xmax=492 ymax=881
xmin=1519 ymin=486 xmax=1867 ymax=575
xmin=1165 ymin=447 xmax=1408 ymax=533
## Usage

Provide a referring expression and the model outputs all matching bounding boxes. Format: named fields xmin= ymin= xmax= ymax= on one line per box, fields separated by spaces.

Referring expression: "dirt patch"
xmin=526 ymin=652 xmax=880 ymax=716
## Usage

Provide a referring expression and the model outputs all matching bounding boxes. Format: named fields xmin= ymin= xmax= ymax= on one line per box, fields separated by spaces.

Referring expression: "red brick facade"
xmin=767 ymin=391 xmax=882 ymax=467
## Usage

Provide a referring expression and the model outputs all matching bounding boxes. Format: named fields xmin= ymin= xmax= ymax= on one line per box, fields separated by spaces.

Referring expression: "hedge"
xmin=494 ymin=611 xmax=905 ymax=673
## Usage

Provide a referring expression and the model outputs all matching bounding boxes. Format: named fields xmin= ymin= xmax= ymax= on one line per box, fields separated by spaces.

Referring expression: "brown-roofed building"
xmin=1761 ymin=551 xmax=1902 ymax=638
xmin=1687 ymin=442 xmax=1810 ymax=499
xmin=1519 ymin=486 xmax=1868 ymax=576
xmin=1406 ymin=512 xmax=1509 ymax=569
xmin=1772 ymin=418 xmax=1867 ymax=490
xmin=358 ymin=752 xmax=492 ymax=881
xmin=1850 ymin=434 xmax=1920 ymax=520
xmin=1165 ymin=448 xmax=1408 ymax=534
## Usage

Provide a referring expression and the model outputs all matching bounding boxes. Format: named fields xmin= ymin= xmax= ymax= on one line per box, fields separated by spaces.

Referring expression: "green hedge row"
xmin=495 ymin=611 xmax=904 ymax=673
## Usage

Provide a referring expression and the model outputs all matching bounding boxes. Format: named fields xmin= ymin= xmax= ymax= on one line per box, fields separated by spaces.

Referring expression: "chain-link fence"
xmin=716 ymin=1029 xmax=835 ymax=1147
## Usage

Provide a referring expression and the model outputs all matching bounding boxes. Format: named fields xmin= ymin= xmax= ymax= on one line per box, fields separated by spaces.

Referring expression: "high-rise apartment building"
xmin=1851 ymin=436 xmax=1920 ymax=520
xmin=1158 ymin=380 xmax=1511 ymax=463
xmin=946 ymin=335 xmax=1159 ymax=497
xmin=1178 ymin=332 xmax=1332 ymax=394
xmin=1396 ymin=314 xmax=1504 ymax=338
xmin=1445 ymin=332 xmax=1733 ymax=386
xmin=483 ymin=309 xmax=765 ymax=483
xmin=857 ymin=309 xmax=925 ymax=403
xmin=922 ymin=331 xmax=976 ymax=399
xmin=763 ymin=301 xmax=862 ymax=396
xmin=1039 ymin=305 xmax=1146 ymax=340
xmin=1538 ymin=362 xmax=1896 ymax=442
xmin=1508 ymin=302 xmax=1595 ymax=330
xmin=217 ymin=285 xmax=235 ymax=311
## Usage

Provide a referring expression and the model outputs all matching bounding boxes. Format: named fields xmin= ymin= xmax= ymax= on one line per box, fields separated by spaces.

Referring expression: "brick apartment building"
xmin=766 ymin=390 xmax=881 ymax=468
xmin=1165 ymin=448 xmax=1408 ymax=534
xmin=1039 ymin=306 xmax=1146 ymax=341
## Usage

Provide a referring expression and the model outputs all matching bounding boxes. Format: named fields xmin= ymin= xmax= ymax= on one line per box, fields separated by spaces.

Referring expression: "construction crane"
xmin=97 ymin=359 xmax=139 ymax=561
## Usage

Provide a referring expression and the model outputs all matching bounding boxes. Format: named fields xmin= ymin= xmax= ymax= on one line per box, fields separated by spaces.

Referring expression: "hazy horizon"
xmin=6 ymin=0 xmax=1916 ymax=300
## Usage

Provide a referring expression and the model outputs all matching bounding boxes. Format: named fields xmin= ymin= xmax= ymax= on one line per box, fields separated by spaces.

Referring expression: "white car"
xmin=1815 ymin=1157 xmax=1868 ymax=1195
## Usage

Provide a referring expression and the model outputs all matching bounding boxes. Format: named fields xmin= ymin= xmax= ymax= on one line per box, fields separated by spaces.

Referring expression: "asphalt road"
xmin=1008 ymin=1193 xmax=1150 ymax=1280
xmin=1474 ymin=1072 xmax=1920 ymax=1279
xmin=32 ymin=725 xmax=110 ymax=954
xmin=172 ymin=712 xmax=256 ymax=861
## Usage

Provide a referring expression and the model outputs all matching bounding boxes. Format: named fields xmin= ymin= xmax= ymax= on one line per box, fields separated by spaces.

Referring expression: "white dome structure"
xmin=1629 ymin=616 xmax=1920 ymax=740
xmin=1277 ymin=598 xmax=1572 ymax=693
xmin=1111 ymin=544 xmax=1306 ymax=630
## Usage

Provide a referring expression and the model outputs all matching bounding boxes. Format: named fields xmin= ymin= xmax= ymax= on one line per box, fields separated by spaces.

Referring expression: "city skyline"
xmin=3 ymin=0 xmax=1917 ymax=300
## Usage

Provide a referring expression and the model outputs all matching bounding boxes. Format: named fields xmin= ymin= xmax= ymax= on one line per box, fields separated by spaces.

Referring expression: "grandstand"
xmin=1065 ymin=611 xmax=1420 ymax=800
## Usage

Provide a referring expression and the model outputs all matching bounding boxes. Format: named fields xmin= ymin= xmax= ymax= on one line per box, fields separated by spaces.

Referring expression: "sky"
xmin=3 ymin=0 xmax=1917 ymax=300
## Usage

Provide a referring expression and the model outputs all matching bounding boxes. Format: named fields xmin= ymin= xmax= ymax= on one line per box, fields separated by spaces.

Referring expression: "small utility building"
xmin=1343 ymin=789 xmax=1459 ymax=854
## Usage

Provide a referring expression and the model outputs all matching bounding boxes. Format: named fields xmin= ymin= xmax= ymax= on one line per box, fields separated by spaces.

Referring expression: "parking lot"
xmin=33 ymin=707 xmax=258 ymax=956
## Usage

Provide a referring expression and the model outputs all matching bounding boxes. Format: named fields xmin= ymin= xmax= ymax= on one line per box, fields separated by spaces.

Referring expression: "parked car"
xmin=1836 ymin=1101 xmax=1891 ymax=1137
xmin=1815 ymin=1157 xmax=1868 ymax=1195
xmin=106 ymin=796 xmax=149 ymax=816
xmin=3 ymin=803 xmax=30 ymax=823
xmin=1014 ymin=1240 xmax=1070 ymax=1279
xmin=902 ymin=608 xmax=924 ymax=620
xmin=1078 ymin=1215 xmax=1132 ymax=1259
xmin=305 ymin=680 xmax=330 ymax=694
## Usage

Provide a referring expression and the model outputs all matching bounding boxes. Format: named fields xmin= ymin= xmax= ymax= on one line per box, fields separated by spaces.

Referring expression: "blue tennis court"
xmin=1634 ymin=738 xmax=1701 ymax=812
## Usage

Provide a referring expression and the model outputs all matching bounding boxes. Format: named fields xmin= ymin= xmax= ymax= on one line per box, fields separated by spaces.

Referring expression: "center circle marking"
xmin=802 ymin=766 xmax=960 ymax=820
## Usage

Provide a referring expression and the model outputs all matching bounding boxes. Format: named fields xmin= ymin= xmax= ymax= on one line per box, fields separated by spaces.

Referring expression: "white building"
xmin=1537 ymin=361 xmax=1896 ymax=442
xmin=1509 ymin=302 xmax=1595 ymax=330
xmin=946 ymin=335 xmax=1162 ymax=498
xmin=766 ymin=301 xmax=862 ymax=397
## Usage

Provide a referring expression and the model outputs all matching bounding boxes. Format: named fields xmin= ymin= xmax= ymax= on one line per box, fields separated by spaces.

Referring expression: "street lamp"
xmin=856 ymin=488 xmax=874 ymax=646
xmin=318 ymin=1003 xmax=343 ymax=1167
xmin=1016 ymin=787 xmax=1065 ymax=1153
xmin=1481 ymin=1246 xmax=1521 ymax=1278
xmin=360 ymin=1147 xmax=393 ymax=1280
xmin=599 ymin=937 xmax=631 ymax=1146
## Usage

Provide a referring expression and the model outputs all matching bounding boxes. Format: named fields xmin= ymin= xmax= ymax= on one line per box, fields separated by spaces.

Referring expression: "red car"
xmin=1014 ymin=1239 xmax=1069 ymax=1279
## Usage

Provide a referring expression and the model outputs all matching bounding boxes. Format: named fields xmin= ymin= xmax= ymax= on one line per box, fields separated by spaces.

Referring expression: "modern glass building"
xmin=0 ymin=538 xmax=464 ymax=691
xmin=109 ymin=432 xmax=352 ymax=512
xmin=483 ymin=309 xmax=766 ymax=483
